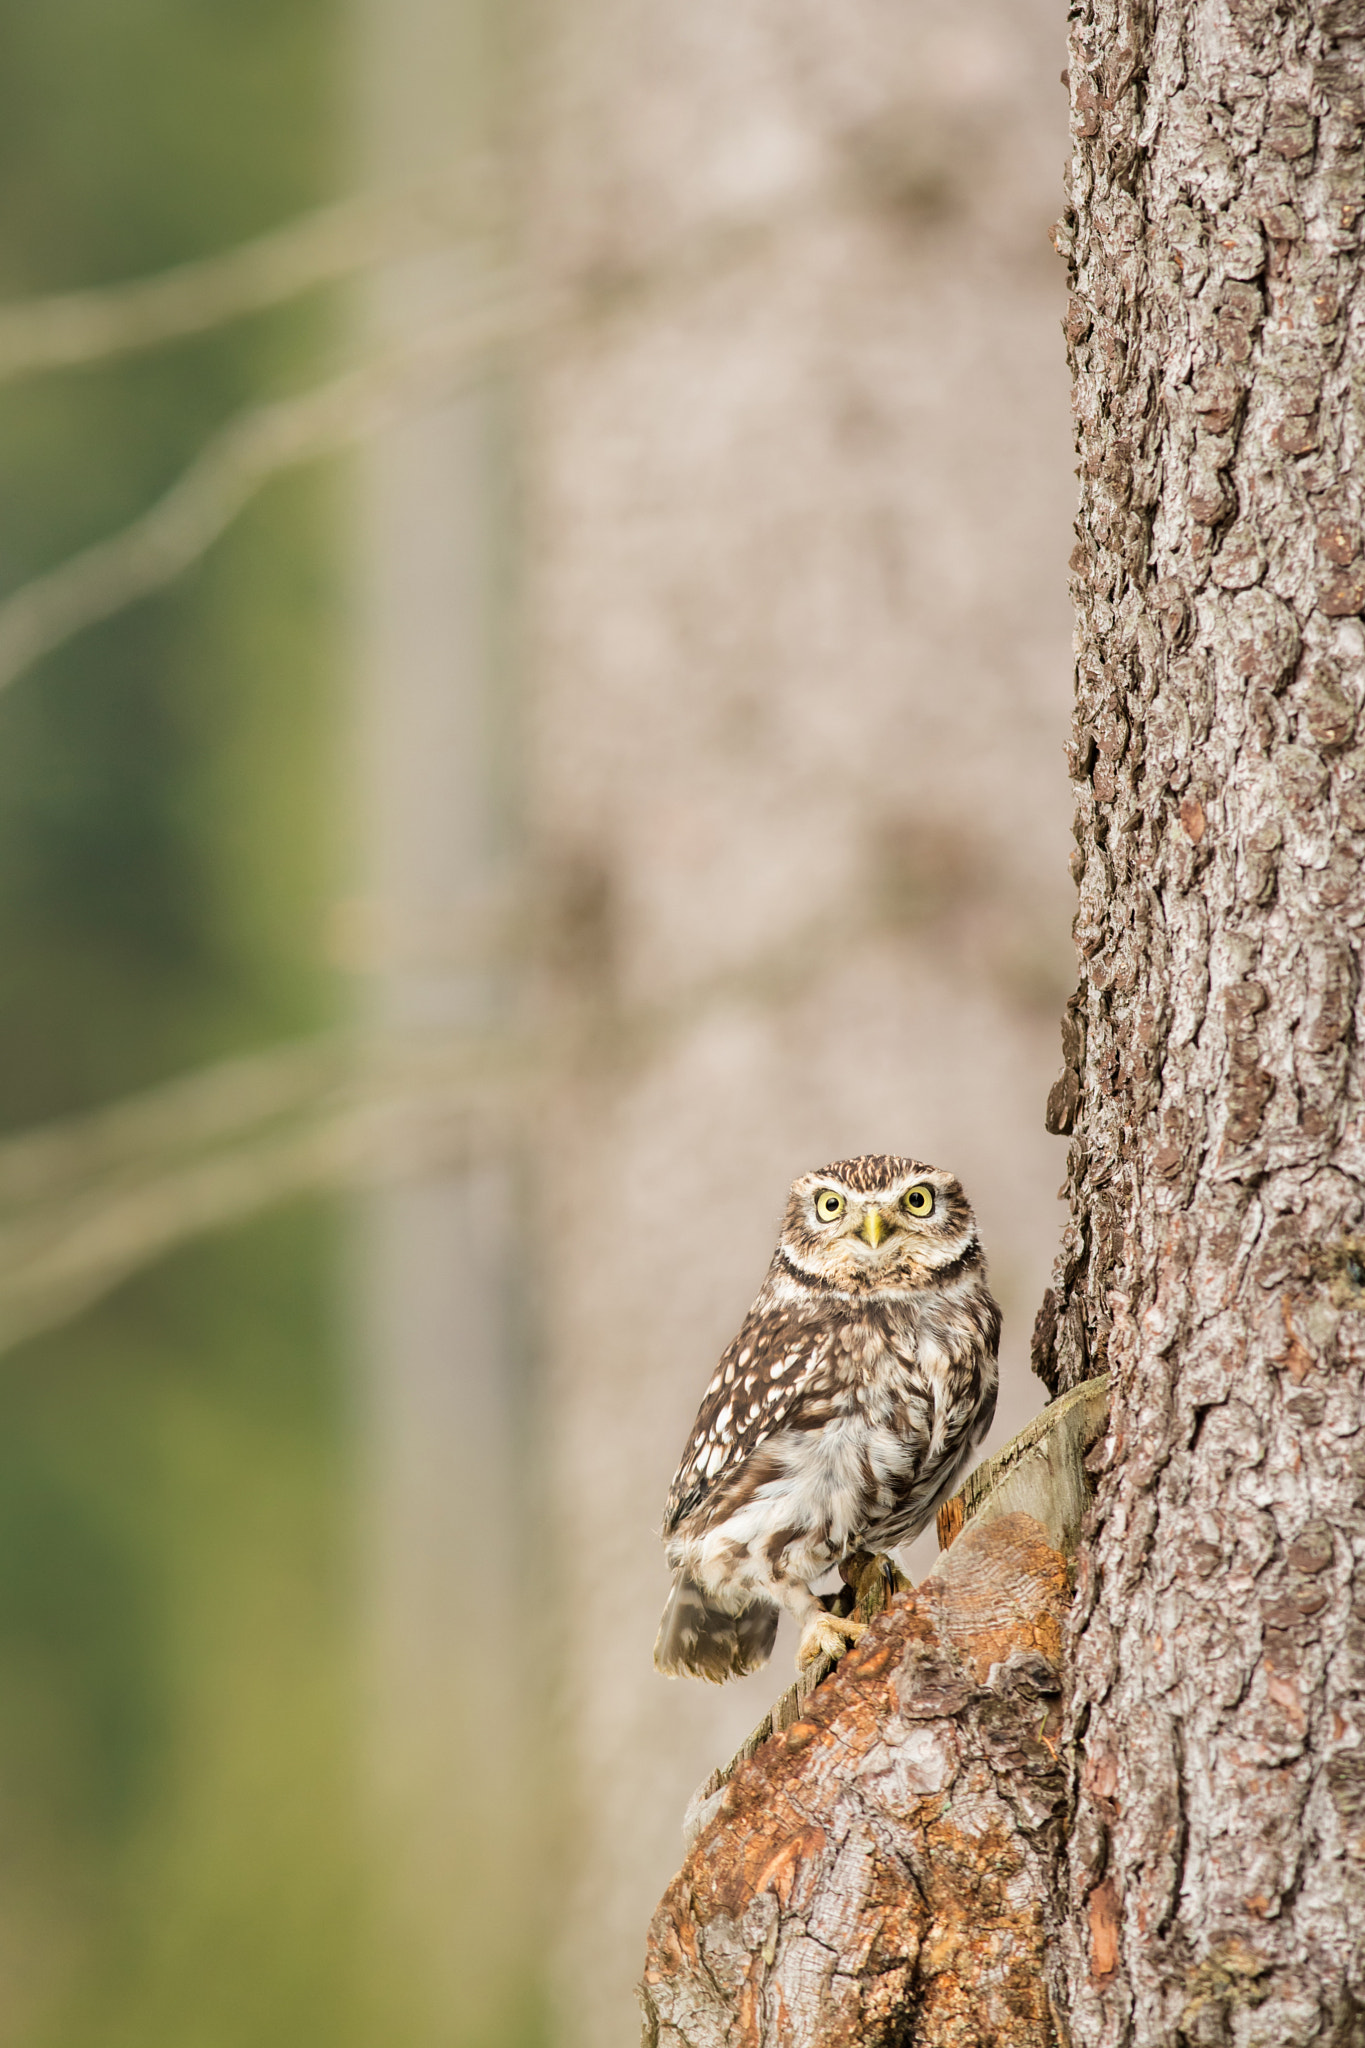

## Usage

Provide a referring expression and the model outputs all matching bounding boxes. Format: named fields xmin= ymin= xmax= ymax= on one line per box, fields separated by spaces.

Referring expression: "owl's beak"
xmin=859 ymin=1209 xmax=891 ymax=1249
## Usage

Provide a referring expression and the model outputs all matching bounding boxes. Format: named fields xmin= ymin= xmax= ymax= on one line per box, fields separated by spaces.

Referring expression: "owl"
xmin=655 ymin=1154 xmax=999 ymax=1682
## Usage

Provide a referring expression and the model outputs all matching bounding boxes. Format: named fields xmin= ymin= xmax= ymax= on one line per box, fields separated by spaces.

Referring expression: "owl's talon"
xmin=797 ymin=1611 xmax=867 ymax=1669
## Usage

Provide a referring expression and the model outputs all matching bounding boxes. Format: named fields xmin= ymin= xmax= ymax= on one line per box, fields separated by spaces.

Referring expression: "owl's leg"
xmin=782 ymin=1581 xmax=866 ymax=1670
xmin=798 ymin=1608 xmax=866 ymax=1668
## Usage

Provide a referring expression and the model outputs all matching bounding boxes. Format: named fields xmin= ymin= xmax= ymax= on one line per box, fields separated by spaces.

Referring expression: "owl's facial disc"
xmin=781 ymin=1157 xmax=975 ymax=1295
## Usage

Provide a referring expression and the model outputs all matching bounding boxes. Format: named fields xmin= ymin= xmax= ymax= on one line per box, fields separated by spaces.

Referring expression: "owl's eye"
xmin=902 ymin=1184 xmax=935 ymax=1217
xmin=814 ymin=1189 xmax=845 ymax=1222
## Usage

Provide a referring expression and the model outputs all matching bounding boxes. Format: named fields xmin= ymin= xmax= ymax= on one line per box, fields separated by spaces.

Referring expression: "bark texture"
xmin=1040 ymin=2 xmax=1365 ymax=2040
xmin=640 ymin=1514 xmax=1071 ymax=2048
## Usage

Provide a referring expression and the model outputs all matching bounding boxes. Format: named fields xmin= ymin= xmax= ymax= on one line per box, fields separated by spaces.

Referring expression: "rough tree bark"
xmin=642 ymin=1 xmax=1365 ymax=2040
xmin=1038 ymin=0 xmax=1365 ymax=2040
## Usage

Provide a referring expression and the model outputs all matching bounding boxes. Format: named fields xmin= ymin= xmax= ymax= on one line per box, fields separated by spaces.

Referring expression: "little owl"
xmin=655 ymin=1154 xmax=999 ymax=1681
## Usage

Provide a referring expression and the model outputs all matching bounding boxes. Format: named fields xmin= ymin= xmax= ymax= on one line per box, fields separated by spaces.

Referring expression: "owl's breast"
xmin=841 ymin=1310 xmax=939 ymax=1415
xmin=840 ymin=1309 xmax=994 ymax=1531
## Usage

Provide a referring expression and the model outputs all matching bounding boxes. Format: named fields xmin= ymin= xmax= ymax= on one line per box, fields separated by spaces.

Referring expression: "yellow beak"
xmin=859 ymin=1208 xmax=890 ymax=1249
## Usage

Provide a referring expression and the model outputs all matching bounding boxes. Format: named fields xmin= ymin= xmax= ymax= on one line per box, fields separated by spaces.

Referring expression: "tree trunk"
xmin=1039 ymin=1 xmax=1365 ymax=2040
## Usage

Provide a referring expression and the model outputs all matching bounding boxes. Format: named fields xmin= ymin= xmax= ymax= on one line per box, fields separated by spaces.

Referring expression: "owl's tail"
xmin=653 ymin=1574 xmax=779 ymax=1683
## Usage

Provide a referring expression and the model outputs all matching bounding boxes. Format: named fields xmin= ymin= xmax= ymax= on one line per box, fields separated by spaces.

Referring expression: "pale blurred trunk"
xmin=525 ymin=3 xmax=1074 ymax=2042
xmin=351 ymin=3 xmax=535 ymax=2041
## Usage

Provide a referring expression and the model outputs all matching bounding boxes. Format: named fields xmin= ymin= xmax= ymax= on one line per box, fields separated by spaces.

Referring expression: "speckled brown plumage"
xmin=655 ymin=1155 xmax=1000 ymax=1680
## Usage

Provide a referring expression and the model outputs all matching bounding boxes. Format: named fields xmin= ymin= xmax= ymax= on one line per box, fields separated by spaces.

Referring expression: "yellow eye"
xmin=902 ymin=1184 xmax=935 ymax=1217
xmin=814 ymin=1188 xmax=845 ymax=1222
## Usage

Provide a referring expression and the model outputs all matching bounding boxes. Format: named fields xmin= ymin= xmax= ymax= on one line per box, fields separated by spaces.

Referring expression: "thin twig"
xmin=0 ymin=168 xmax=494 ymax=383
xmin=0 ymin=159 xmax=847 ymax=697
xmin=0 ymin=864 xmax=972 ymax=1359
xmin=0 ymin=1028 xmax=532 ymax=1356
xmin=0 ymin=277 xmax=544 ymax=693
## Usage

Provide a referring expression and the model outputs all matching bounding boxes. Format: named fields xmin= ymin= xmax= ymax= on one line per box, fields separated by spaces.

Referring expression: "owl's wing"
xmin=663 ymin=1303 xmax=833 ymax=1534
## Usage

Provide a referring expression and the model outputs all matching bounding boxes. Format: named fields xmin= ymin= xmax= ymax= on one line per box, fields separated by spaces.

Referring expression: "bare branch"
xmin=0 ymin=159 xmax=861 ymax=697
xmin=0 ymin=168 xmax=493 ymax=383
xmin=0 ymin=881 xmax=943 ymax=1360
xmin=0 ymin=278 xmax=544 ymax=693
xmin=0 ymin=1029 xmax=532 ymax=1358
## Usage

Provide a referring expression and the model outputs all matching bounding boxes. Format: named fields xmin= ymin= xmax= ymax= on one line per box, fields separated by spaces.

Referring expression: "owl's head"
xmin=777 ymin=1152 xmax=979 ymax=1295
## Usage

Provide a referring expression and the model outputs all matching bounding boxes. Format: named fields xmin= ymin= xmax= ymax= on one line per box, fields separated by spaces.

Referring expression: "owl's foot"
xmin=796 ymin=1609 xmax=866 ymax=1670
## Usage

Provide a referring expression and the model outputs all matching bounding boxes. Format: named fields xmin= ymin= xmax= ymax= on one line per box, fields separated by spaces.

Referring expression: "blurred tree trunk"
xmin=645 ymin=2 xmax=1365 ymax=2043
xmin=353 ymin=2 xmax=536 ymax=2041
xmin=1037 ymin=0 xmax=1365 ymax=2040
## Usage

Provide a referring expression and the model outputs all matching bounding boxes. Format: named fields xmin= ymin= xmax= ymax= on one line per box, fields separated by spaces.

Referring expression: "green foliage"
xmin=0 ymin=4 xmax=395 ymax=2044
xmin=0 ymin=0 xmax=346 ymax=1109
xmin=0 ymin=1216 xmax=372 ymax=2048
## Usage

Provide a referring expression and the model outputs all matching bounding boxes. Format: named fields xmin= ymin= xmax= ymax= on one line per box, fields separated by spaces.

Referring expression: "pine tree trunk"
xmin=1040 ymin=2 xmax=1365 ymax=2040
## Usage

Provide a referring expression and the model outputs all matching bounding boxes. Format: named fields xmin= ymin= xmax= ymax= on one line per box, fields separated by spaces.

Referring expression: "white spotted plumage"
xmin=654 ymin=1153 xmax=1000 ymax=1683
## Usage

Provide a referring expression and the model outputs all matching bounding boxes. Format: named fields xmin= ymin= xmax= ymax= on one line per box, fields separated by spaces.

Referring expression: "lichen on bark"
xmin=1041 ymin=1 xmax=1365 ymax=2040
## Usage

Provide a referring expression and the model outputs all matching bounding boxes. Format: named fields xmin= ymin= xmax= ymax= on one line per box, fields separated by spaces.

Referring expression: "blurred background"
xmin=0 ymin=2 xmax=1073 ymax=2045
